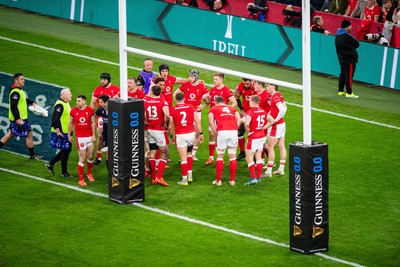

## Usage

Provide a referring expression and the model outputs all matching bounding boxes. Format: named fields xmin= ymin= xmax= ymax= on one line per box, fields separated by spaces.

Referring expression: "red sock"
xmin=149 ymin=157 xmax=156 ymax=180
xmin=209 ymin=142 xmax=216 ymax=157
xmin=96 ymin=151 xmax=102 ymax=160
xmin=238 ymin=137 xmax=245 ymax=152
xmin=216 ymin=159 xmax=224 ymax=182
xmin=256 ymin=161 xmax=263 ymax=178
xmin=187 ymin=155 xmax=193 ymax=172
xmin=155 ymin=149 xmax=161 ymax=160
xmin=157 ymin=159 xmax=167 ymax=178
xmin=248 ymin=162 xmax=255 ymax=179
xmin=86 ymin=160 xmax=93 ymax=174
xmin=180 ymin=161 xmax=188 ymax=177
xmin=78 ymin=163 xmax=84 ymax=180
xmin=229 ymin=158 xmax=237 ymax=181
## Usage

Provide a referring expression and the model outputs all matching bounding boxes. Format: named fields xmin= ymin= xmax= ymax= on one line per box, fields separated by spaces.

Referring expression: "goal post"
xmin=116 ymin=0 xmax=329 ymax=254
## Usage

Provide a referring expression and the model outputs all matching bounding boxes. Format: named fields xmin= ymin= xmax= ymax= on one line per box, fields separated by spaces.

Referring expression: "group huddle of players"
xmin=77 ymin=58 xmax=287 ymax=187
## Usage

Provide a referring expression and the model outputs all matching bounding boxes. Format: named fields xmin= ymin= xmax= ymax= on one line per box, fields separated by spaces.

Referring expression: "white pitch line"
xmin=0 ymin=35 xmax=398 ymax=131
xmin=0 ymin=167 xmax=365 ymax=267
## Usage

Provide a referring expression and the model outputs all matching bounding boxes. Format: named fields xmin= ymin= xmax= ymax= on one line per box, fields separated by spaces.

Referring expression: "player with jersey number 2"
xmin=169 ymin=92 xmax=203 ymax=185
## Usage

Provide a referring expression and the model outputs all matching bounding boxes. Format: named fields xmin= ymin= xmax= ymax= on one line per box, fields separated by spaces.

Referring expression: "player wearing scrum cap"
xmin=174 ymin=70 xmax=209 ymax=161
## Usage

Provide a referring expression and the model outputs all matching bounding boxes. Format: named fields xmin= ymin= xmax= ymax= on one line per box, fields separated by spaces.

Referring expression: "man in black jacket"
xmin=335 ymin=19 xmax=360 ymax=98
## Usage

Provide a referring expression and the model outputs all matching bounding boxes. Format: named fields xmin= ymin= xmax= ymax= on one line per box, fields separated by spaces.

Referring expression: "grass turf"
xmin=0 ymin=5 xmax=399 ymax=267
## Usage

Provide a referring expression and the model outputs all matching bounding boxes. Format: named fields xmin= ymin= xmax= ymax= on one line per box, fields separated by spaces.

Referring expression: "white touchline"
xmin=0 ymin=35 xmax=398 ymax=131
xmin=0 ymin=167 xmax=365 ymax=267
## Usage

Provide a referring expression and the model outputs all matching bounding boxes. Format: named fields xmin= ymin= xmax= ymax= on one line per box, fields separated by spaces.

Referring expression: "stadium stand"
xmin=164 ymin=0 xmax=400 ymax=48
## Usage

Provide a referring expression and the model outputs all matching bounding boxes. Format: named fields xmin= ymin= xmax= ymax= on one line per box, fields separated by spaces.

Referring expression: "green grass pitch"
xmin=0 ymin=6 xmax=399 ymax=267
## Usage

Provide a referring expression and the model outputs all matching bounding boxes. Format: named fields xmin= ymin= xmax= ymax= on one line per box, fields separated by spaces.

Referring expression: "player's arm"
xmin=235 ymin=111 xmax=241 ymax=128
xmin=244 ymin=114 xmax=252 ymax=135
xmin=194 ymin=111 xmax=204 ymax=144
xmin=208 ymin=112 xmax=218 ymax=135
xmin=167 ymin=115 xmax=174 ymax=136
xmin=68 ymin=116 xmax=74 ymax=143
xmin=162 ymin=106 xmax=170 ymax=130
xmin=173 ymin=88 xmax=183 ymax=99
xmin=274 ymin=102 xmax=287 ymax=123
xmin=91 ymin=114 xmax=96 ymax=143
xmin=90 ymin=96 xmax=97 ymax=110
xmin=175 ymin=77 xmax=189 ymax=84
xmin=228 ymin=95 xmax=237 ymax=108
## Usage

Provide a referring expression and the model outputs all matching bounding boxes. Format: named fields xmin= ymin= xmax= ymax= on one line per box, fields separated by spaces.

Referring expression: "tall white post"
xmin=302 ymin=0 xmax=312 ymax=145
xmin=118 ymin=0 xmax=128 ymax=100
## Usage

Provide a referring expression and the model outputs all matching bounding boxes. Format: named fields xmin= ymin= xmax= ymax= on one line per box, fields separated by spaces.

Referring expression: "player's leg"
xmin=94 ymin=118 xmax=103 ymax=165
xmin=77 ymin=143 xmax=88 ymax=186
xmin=213 ymin=132 xmax=226 ymax=186
xmin=176 ymin=145 xmax=188 ymax=185
xmin=205 ymin=125 xmax=216 ymax=165
xmin=227 ymin=131 xmax=238 ymax=185
xmin=191 ymin=111 xmax=202 ymax=161
xmin=86 ymin=143 xmax=95 ymax=182
xmin=236 ymin=122 xmax=246 ymax=161
xmin=155 ymin=144 xmax=169 ymax=186
xmin=263 ymin=136 xmax=278 ymax=178
xmin=273 ymin=132 xmax=287 ymax=175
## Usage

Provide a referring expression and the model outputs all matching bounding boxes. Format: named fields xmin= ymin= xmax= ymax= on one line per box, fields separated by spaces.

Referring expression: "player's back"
xmin=171 ymin=103 xmax=196 ymax=134
xmin=144 ymin=95 xmax=167 ymax=130
xmin=210 ymin=104 xmax=237 ymax=131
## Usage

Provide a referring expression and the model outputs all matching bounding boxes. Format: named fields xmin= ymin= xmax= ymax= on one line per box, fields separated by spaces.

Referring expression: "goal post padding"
xmin=108 ymin=98 xmax=145 ymax=204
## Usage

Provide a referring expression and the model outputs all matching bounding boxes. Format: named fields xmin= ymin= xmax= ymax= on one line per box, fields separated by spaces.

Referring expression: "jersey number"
xmin=146 ymin=106 xmax=158 ymax=118
xmin=256 ymin=115 xmax=266 ymax=128
xmin=180 ymin=111 xmax=187 ymax=126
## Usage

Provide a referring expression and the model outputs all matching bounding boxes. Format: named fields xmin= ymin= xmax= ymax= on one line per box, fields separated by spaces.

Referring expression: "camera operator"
xmin=247 ymin=0 xmax=268 ymax=21
xmin=282 ymin=5 xmax=301 ymax=27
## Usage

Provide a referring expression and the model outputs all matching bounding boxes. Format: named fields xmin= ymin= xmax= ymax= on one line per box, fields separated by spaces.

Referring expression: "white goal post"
xmin=118 ymin=0 xmax=312 ymax=145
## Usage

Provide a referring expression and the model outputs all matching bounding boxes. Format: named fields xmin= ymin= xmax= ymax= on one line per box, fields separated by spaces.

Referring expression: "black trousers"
xmin=338 ymin=62 xmax=356 ymax=94
xmin=49 ymin=143 xmax=72 ymax=174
